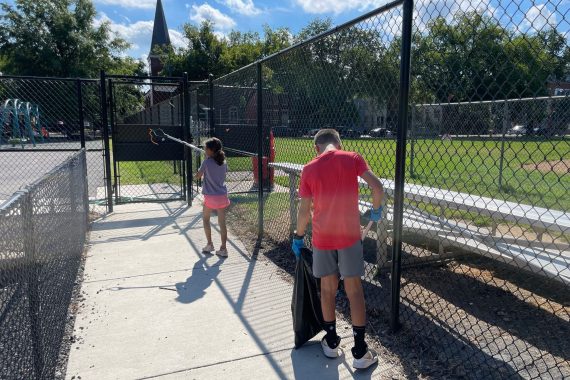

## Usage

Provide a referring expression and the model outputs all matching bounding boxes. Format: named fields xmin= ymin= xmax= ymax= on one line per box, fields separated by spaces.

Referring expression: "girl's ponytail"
xmin=205 ymin=138 xmax=226 ymax=166
xmin=213 ymin=149 xmax=226 ymax=166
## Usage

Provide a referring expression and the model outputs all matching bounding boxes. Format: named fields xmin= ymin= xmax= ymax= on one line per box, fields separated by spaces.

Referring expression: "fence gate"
xmin=103 ymin=74 xmax=191 ymax=204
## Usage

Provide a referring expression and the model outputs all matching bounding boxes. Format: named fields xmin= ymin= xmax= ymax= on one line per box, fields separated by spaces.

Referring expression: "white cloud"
xmin=190 ymin=3 xmax=236 ymax=30
xmin=294 ymin=0 xmax=392 ymax=14
xmin=95 ymin=13 xmax=187 ymax=58
xmin=169 ymin=30 xmax=187 ymax=49
xmin=218 ymin=0 xmax=261 ymax=16
xmin=413 ymin=0 xmax=491 ymax=31
xmin=94 ymin=0 xmax=156 ymax=9
xmin=294 ymin=0 xmax=491 ymax=24
xmin=524 ymin=4 xmax=557 ymax=31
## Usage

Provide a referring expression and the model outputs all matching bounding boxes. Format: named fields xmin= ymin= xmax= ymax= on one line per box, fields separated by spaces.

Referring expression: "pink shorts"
xmin=204 ymin=194 xmax=230 ymax=209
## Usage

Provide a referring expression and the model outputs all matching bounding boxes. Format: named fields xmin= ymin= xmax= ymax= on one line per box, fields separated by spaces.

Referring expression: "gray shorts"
xmin=312 ymin=240 xmax=364 ymax=278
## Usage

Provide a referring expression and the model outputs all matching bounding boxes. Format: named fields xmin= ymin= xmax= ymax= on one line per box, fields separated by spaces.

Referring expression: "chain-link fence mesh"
xmin=0 ymin=150 xmax=88 ymax=379
xmin=211 ymin=67 xmax=262 ymax=247
xmin=0 ymin=78 xmax=108 ymax=214
xmin=395 ymin=0 xmax=569 ymax=377
xmin=1 ymin=0 xmax=565 ymax=377
xmin=202 ymin=0 xmax=569 ymax=378
xmin=107 ymin=77 xmax=187 ymax=203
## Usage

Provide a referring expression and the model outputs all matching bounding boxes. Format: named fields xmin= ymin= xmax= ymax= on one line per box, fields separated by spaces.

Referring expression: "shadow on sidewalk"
xmin=290 ymin=342 xmax=379 ymax=380
xmin=175 ymin=255 xmax=224 ymax=304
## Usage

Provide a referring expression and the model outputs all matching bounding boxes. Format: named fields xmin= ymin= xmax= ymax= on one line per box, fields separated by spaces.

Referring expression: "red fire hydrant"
xmin=252 ymin=130 xmax=275 ymax=189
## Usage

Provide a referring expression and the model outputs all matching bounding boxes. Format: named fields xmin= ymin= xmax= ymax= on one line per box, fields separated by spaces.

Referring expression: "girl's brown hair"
xmin=205 ymin=138 xmax=226 ymax=166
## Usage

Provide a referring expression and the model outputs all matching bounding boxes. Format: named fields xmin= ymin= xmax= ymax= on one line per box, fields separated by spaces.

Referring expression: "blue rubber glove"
xmin=292 ymin=237 xmax=305 ymax=259
xmin=370 ymin=206 xmax=383 ymax=222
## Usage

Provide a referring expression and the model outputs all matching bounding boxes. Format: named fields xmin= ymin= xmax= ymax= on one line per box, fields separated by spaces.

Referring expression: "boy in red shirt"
xmin=292 ymin=129 xmax=384 ymax=370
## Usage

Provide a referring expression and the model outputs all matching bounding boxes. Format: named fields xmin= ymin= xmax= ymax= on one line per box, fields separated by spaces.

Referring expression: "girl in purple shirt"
xmin=195 ymin=138 xmax=230 ymax=257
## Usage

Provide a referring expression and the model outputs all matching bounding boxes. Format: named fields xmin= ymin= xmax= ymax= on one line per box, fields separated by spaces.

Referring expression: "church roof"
xmin=150 ymin=0 xmax=171 ymax=54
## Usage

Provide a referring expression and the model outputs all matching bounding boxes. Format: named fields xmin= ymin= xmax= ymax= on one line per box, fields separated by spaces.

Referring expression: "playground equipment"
xmin=0 ymin=99 xmax=44 ymax=147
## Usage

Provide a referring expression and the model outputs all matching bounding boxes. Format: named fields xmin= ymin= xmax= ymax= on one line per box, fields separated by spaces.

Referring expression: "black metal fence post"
xmin=409 ymin=106 xmax=416 ymax=178
xmin=390 ymin=0 xmax=414 ymax=332
xmin=257 ymin=62 xmax=264 ymax=239
xmin=99 ymin=71 xmax=113 ymax=212
xmin=208 ymin=74 xmax=215 ymax=137
xmin=77 ymin=79 xmax=85 ymax=149
xmin=108 ymin=79 xmax=120 ymax=204
xmin=498 ymin=100 xmax=509 ymax=190
xmin=183 ymin=73 xmax=192 ymax=205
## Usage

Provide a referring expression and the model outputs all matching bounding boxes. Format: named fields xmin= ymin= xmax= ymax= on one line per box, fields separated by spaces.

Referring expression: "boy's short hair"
xmin=314 ymin=129 xmax=341 ymax=147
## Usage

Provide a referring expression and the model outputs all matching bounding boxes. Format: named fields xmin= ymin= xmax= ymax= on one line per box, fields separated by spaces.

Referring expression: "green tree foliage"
xmin=411 ymin=12 xmax=569 ymax=134
xmin=164 ymin=21 xmax=291 ymax=80
xmin=413 ymin=12 xmax=569 ymax=103
xmin=0 ymin=0 xmax=139 ymax=77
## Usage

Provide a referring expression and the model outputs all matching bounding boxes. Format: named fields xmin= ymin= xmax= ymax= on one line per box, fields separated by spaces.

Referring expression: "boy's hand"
xmin=370 ymin=206 xmax=383 ymax=222
xmin=291 ymin=232 xmax=305 ymax=259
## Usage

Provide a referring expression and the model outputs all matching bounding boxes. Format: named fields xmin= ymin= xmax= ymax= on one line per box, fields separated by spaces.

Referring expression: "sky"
xmin=5 ymin=0 xmax=569 ymax=62
xmin=91 ymin=0 xmax=568 ymax=62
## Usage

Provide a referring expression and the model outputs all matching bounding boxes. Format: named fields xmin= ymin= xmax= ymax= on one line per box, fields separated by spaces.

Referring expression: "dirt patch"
xmin=54 ymin=229 xmax=92 ymax=379
xmin=522 ymin=159 xmax=570 ymax=174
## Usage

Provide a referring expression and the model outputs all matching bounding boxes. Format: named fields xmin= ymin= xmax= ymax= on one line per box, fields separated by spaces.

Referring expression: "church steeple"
xmin=148 ymin=0 xmax=171 ymax=76
xmin=150 ymin=0 xmax=171 ymax=51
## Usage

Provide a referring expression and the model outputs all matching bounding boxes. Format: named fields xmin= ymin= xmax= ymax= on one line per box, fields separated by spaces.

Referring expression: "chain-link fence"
xmin=7 ymin=0 xmax=560 ymax=377
xmin=0 ymin=149 xmax=88 ymax=379
xmin=105 ymin=76 xmax=187 ymax=203
xmin=396 ymin=0 xmax=570 ymax=377
xmin=199 ymin=0 xmax=569 ymax=378
xmin=0 ymin=77 xmax=108 ymax=214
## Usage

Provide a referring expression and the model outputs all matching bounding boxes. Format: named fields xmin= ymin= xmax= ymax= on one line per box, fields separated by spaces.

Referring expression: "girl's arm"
xmin=195 ymin=170 xmax=204 ymax=180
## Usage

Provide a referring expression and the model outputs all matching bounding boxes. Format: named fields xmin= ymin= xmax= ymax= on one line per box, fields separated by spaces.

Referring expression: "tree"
xmin=163 ymin=21 xmax=228 ymax=80
xmin=412 ymin=12 xmax=570 ymax=104
xmin=263 ymin=18 xmax=399 ymax=129
xmin=164 ymin=21 xmax=292 ymax=80
xmin=0 ymin=0 xmax=135 ymax=77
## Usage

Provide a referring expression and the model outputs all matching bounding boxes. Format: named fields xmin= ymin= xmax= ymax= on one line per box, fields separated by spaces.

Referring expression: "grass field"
xmin=116 ymin=160 xmax=183 ymax=186
xmin=273 ymin=137 xmax=570 ymax=211
xmin=111 ymin=137 xmax=569 ymax=212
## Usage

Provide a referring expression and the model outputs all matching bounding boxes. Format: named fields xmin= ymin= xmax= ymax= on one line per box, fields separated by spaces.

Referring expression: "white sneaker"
xmin=202 ymin=243 xmax=215 ymax=253
xmin=353 ymin=348 xmax=378 ymax=370
xmin=216 ymin=248 xmax=228 ymax=257
xmin=321 ymin=336 xmax=341 ymax=358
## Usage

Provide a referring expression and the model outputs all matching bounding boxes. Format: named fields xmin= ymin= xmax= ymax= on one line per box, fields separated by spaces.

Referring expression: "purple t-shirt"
xmin=199 ymin=158 xmax=228 ymax=195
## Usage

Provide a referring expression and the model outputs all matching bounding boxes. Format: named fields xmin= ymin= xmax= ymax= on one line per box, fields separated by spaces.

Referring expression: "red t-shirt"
xmin=298 ymin=150 xmax=368 ymax=250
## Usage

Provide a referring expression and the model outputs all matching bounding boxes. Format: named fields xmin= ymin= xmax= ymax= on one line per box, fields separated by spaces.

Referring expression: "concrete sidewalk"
xmin=66 ymin=202 xmax=389 ymax=379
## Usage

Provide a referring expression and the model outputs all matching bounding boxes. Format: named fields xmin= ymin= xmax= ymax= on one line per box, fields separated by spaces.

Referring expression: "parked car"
xmin=508 ymin=124 xmax=526 ymax=135
xmin=272 ymin=126 xmax=298 ymax=137
xmin=306 ymin=128 xmax=320 ymax=138
xmin=369 ymin=128 xmax=393 ymax=138
xmin=337 ymin=126 xmax=360 ymax=138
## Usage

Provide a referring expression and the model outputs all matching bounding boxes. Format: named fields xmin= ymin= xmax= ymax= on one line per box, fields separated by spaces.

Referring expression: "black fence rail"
xmin=0 ymin=150 xmax=88 ymax=379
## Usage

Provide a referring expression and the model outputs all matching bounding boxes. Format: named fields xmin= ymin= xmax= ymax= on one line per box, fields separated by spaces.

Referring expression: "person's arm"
xmin=296 ymin=197 xmax=312 ymax=236
xmin=195 ymin=160 xmax=206 ymax=180
xmin=360 ymin=170 xmax=384 ymax=210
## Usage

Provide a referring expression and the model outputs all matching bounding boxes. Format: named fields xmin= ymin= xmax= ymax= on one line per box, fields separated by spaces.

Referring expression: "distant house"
xmin=547 ymin=75 xmax=570 ymax=96
xmin=353 ymin=98 xmax=388 ymax=131
xmin=212 ymin=86 xmax=290 ymax=128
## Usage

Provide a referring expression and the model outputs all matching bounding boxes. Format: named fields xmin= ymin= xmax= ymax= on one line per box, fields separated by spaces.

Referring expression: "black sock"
xmin=323 ymin=320 xmax=340 ymax=349
xmin=351 ymin=325 xmax=367 ymax=359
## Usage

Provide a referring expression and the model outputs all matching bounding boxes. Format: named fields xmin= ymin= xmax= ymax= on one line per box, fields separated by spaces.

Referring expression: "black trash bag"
xmin=292 ymin=247 xmax=324 ymax=349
